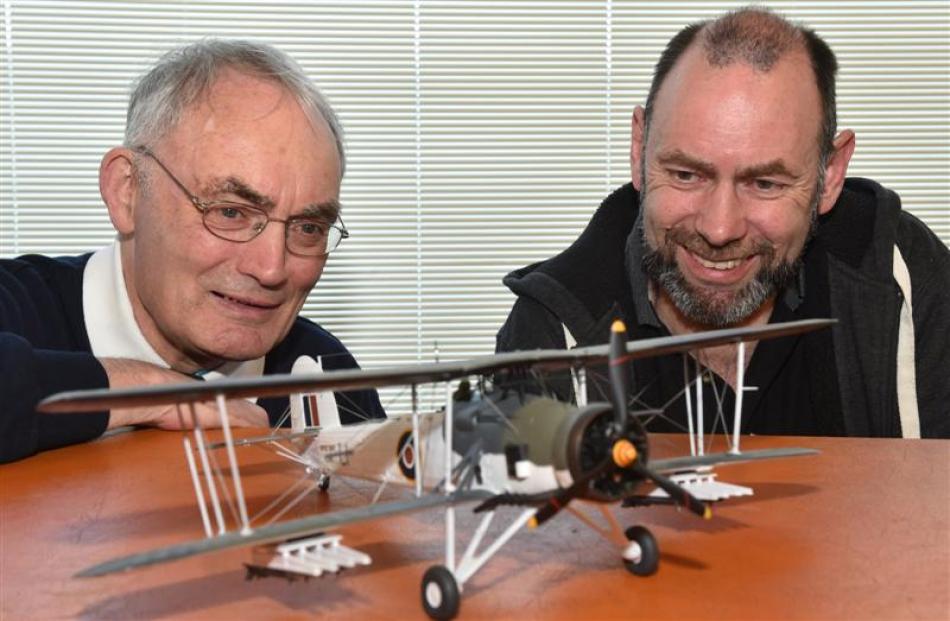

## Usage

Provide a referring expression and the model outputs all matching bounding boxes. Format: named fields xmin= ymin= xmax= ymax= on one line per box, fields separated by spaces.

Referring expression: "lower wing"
xmin=650 ymin=447 xmax=818 ymax=473
xmin=77 ymin=488 xmax=491 ymax=578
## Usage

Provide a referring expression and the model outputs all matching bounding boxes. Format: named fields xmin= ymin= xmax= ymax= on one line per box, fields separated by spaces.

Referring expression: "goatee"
xmin=640 ymin=226 xmax=802 ymax=328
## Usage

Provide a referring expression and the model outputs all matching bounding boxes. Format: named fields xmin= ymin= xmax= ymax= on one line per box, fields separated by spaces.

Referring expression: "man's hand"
xmin=99 ymin=358 xmax=269 ymax=430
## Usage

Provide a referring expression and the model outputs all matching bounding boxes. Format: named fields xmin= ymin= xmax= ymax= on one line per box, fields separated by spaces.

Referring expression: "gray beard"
xmin=639 ymin=196 xmax=818 ymax=329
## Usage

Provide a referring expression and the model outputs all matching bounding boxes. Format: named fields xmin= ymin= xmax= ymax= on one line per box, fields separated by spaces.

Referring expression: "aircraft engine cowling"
xmin=551 ymin=403 xmax=651 ymax=502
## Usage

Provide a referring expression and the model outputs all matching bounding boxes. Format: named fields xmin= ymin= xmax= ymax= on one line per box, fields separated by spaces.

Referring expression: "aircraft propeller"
xmin=530 ymin=320 xmax=710 ymax=526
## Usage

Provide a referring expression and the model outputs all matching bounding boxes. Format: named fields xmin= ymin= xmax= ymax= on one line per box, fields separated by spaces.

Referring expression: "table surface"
xmin=1 ymin=428 xmax=947 ymax=621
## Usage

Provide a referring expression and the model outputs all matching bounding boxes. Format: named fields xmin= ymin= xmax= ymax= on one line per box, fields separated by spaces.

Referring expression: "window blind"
xmin=2 ymin=0 xmax=947 ymax=414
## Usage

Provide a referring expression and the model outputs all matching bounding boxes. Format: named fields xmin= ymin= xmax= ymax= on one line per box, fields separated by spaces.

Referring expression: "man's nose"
xmin=695 ymin=183 xmax=748 ymax=247
xmin=237 ymin=222 xmax=289 ymax=287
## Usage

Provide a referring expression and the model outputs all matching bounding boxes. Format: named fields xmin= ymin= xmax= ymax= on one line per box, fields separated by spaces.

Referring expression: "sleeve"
xmin=0 ymin=333 xmax=109 ymax=463
xmin=495 ymin=296 xmax=568 ymax=353
xmin=898 ymin=213 xmax=950 ymax=438
xmin=1 ymin=258 xmax=110 ymax=463
xmin=495 ymin=296 xmax=574 ymax=401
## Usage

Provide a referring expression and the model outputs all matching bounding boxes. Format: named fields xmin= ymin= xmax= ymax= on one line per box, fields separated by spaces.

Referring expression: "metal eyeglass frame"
xmin=134 ymin=146 xmax=349 ymax=257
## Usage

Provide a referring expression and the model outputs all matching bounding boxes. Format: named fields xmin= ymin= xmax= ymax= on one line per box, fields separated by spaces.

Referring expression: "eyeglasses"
xmin=135 ymin=147 xmax=348 ymax=257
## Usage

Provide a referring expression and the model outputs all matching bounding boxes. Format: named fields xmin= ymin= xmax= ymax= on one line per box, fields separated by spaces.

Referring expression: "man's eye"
xmin=218 ymin=206 xmax=246 ymax=219
xmin=208 ymin=204 xmax=254 ymax=220
xmin=753 ymin=179 xmax=785 ymax=192
xmin=293 ymin=220 xmax=327 ymax=239
xmin=204 ymin=204 xmax=258 ymax=231
xmin=671 ymin=169 xmax=698 ymax=183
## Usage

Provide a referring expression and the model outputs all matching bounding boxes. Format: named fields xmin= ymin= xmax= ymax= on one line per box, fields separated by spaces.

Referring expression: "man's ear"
xmin=817 ymin=129 xmax=856 ymax=216
xmin=630 ymin=106 xmax=647 ymax=192
xmin=99 ymin=147 xmax=138 ymax=235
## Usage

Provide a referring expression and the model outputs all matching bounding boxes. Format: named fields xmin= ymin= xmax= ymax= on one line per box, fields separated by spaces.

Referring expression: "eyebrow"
xmin=735 ymin=160 xmax=798 ymax=181
xmin=205 ymin=176 xmax=276 ymax=209
xmin=655 ymin=149 xmax=717 ymax=179
xmin=204 ymin=176 xmax=341 ymax=221
xmin=300 ymin=199 xmax=342 ymax=223
xmin=656 ymin=150 xmax=802 ymax=182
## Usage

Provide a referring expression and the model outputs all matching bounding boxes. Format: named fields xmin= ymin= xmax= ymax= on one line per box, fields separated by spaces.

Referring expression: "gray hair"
xmin=125 ymin=39 xmax=345 ymax=177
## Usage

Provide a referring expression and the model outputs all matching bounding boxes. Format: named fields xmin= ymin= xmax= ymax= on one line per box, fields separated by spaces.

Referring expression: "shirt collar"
xmin=82 ymin=242 xmax=264 ymax=381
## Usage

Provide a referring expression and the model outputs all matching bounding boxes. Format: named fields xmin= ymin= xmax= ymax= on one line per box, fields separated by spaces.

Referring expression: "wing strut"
xmin=731 ymin=341 xmax=746 ymax=454
xmin=412 ymin=383 xmax=423 ymax=497
xmin=683 ymin=356 xmax=696 ymax=456
xmin=182 ymin=396 xmax=254 ymax=538
xmin=696 ymin=362 xmax=705 ymax=456
xmin=187 ymin=404 xmax=227 ymax=535
xmin=216 ymin=393 xmax=252 ymax=535
xmin=183 ymin=435 xmax=213 ymax=538
xmin=444 ymin=381 xmax=456 ymax=573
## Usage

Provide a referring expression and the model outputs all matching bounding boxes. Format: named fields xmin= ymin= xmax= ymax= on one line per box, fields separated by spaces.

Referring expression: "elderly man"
xmin=0 ymin=40 xmax=383 ymax=463
xmin=497 ymin=8 xmax=949 ymax=438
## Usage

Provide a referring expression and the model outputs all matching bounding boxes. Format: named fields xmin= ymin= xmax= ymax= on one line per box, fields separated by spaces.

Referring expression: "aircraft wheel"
xmin=318 ymin=475 xmax=330 ymax=492
xmin=623 ymin=526 xmax=659 ymax=576
xmin=421 ymin=565 xmax=460 ymax=620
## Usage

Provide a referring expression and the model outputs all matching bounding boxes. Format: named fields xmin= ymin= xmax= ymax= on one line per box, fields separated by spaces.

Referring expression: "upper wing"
xmin=77 ymin=488 xmax=491 ymax=578
xmin=650 ymin=447 xmax=819 ymax=473
xmin=39 ymin=318 xmax=835 ymax=413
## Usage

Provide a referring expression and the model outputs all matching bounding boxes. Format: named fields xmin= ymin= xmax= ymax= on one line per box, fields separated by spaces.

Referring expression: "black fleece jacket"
xmin=498 ymin=179 xmax=949 ymax=438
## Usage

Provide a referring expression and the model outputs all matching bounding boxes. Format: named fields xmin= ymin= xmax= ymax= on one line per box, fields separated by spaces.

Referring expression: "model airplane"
xmin=39 ymin=318 xmax=832 ymax=620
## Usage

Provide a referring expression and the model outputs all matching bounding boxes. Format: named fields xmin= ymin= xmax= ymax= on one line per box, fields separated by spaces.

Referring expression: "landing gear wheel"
xmin=421 ymin=565 xmax=460 ymax=620
xmin=623 ymin=525 xmax=659 ymax=576
xmin=318 ymin=475 xmax=330 ymax=492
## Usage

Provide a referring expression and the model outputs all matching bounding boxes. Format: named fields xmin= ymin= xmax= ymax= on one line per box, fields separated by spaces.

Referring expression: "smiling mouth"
xmin=692 ymin=254 xmax=747 ymax=271
xmin=212 ymin=291 xmax=280 ymax=310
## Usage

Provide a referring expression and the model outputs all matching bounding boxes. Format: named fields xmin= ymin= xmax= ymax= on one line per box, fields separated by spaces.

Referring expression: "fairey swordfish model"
xmin=39 ymin=318 xmax=832 ymax=620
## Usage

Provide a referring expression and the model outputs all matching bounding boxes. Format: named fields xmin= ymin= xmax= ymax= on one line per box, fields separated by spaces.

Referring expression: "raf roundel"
xmin=397 ymin=430 xmax=416 ymax=481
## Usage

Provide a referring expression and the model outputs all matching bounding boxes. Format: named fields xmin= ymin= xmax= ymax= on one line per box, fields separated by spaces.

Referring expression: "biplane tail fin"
xmin=289 ymin=356 xmax=341 ymax=433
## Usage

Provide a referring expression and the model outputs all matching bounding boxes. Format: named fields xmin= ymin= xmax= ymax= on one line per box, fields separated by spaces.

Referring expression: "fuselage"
xmin=300 ymin=388 xmax=646 ymax=500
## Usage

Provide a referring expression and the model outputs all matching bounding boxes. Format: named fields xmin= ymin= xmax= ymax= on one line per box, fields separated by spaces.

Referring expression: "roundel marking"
xmin=397 ymin=430 xmax=416 ymax=480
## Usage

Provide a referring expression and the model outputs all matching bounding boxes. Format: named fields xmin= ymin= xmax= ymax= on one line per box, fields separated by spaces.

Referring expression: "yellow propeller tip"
xmin=703 ymin=506 xmax=712 ymax=520
xmin=611 ymin=319 xmax=627 ymax=333
xmin=528 ymin=517 xmax=539 ymax=529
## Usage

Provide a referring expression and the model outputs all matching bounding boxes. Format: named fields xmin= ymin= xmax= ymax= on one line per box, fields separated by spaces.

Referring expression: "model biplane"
xmin=39 ymin=318 xmax=831 ymax=620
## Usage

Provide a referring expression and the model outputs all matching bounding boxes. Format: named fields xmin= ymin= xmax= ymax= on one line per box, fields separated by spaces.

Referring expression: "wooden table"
xmin=1 ymin=429 xmax=947 ymax=620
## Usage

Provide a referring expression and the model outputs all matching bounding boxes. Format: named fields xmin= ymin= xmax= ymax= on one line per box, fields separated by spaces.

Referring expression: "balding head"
xmin=644 ymin=7 xmax=838 ymax=161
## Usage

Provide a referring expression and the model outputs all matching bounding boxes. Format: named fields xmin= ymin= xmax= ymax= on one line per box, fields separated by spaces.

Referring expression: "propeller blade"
xmin=608 ymin=319 xmax=631 ymax=431
xmin=529 ymin=457 xmax=613 ymax=528
xmin=529 ymin=487 xmax=575 ymax=527
xmin=634 ymin=464 xmax=710 ymax=519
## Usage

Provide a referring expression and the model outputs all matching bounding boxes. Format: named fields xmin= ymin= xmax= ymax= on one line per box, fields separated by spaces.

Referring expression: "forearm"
xmin=0 ymin=333 xmax=109 ymax=463
xmin=99 ymin=357 xmax=268 ymax=430
xmin=98 ymin=357 xmax=191 ymax=428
